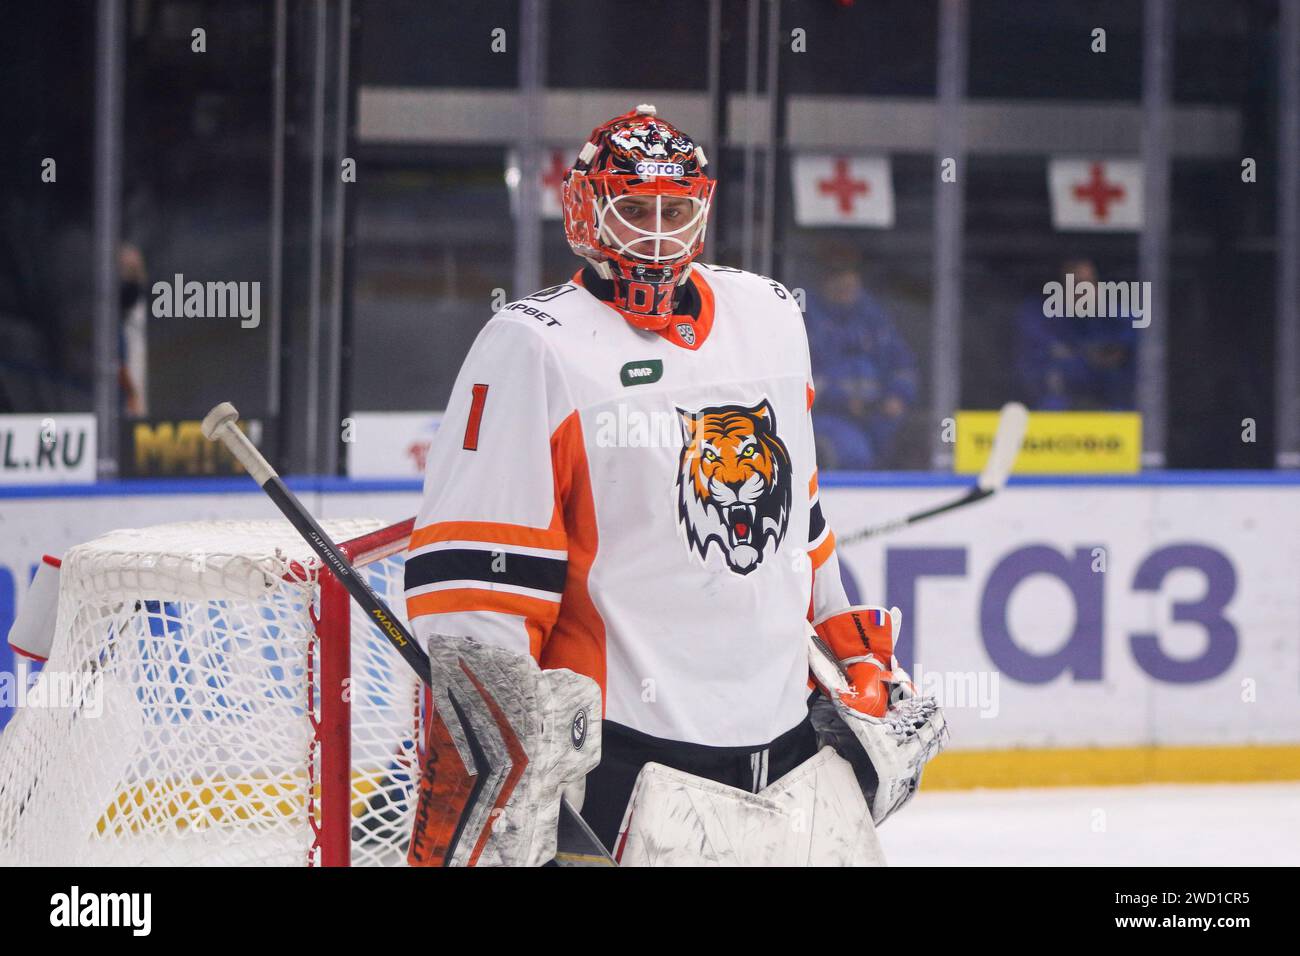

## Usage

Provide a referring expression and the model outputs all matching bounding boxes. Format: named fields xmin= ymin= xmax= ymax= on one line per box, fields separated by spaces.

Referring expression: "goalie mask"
xmin=562 ymin=104 xmax=715 ymax=331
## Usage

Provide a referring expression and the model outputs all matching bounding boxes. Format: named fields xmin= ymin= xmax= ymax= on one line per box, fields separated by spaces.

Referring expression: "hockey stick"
xmin=201 ymin=401 xmax=614 ymax=867
xmin=837 ymin=402 xmax=1029 ymax=547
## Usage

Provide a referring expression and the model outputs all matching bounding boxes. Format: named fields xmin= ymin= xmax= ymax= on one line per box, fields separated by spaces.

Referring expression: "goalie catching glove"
xmin=808 ymin=605 xmax=949 ymax=826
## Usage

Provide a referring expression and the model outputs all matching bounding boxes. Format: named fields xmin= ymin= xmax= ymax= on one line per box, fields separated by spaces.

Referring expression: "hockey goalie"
xmin=403 ymin=105 xmax=947 ymax=866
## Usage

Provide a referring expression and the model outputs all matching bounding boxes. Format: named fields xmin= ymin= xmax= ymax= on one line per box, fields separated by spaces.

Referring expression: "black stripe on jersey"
xmin=405 ymin=549 xmax=568 ymax=595
xmin=808 ymin=501 xmax=827 ymax=542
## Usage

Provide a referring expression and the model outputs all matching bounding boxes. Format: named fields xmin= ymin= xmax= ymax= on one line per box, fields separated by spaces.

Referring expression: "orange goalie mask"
xmin=561 ymin=104 xmax=716 ymax=331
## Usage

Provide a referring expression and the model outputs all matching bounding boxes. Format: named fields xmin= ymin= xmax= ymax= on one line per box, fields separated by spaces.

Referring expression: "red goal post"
xmin=312 ymin=516 xmax=417 ymax=866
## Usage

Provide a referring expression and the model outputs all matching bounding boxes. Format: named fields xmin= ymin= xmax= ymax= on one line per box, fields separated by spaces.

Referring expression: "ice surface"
xmin=878 ymin=782 xmax=1300 ymax=866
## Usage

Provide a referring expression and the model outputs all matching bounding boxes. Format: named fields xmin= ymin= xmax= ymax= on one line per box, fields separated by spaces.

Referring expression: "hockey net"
xmin=0 ymin=517 xmax=423 ymax=866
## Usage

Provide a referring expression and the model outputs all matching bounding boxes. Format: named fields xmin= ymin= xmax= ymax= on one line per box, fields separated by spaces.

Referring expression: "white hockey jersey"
xmin=405 ymin=263 xmax=852 ymax=747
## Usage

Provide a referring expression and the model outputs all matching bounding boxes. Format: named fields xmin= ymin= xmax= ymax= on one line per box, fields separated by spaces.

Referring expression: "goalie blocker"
xmin=408 ymin=634 xmax=603 ymax=866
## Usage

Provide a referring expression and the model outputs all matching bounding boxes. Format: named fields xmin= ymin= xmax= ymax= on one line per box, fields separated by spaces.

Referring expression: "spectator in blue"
xmin=804 ymin=253 xmax=919 ymax=470
xmin=1014 ymin=258 xmax=1137 ymax=411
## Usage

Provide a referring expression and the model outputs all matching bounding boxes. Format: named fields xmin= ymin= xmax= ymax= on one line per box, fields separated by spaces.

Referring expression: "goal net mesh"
xmin=0 ymin=519 xmax=421 ymax=866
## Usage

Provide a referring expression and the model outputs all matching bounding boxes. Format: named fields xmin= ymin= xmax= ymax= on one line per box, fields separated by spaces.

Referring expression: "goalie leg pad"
xmin=408 ymin=635 xmax=602 ymax=867
xmin=613 ymin=747 xmax=886 ymax=866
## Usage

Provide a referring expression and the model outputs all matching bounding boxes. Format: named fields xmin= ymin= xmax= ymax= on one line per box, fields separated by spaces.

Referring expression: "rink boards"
xmin=2 ymin=473 xmax=1298 ymax=787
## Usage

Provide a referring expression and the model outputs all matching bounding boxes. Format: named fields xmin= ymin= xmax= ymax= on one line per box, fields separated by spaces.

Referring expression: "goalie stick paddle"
xmin=838 ymin=402 xmax=1029 ymax=547
xmin=201 ymin=401 xmax=614 ymax=867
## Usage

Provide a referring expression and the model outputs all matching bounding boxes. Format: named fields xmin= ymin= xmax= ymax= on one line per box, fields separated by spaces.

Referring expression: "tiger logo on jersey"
xmin=676 ymin=399 xmax=792 ymax=575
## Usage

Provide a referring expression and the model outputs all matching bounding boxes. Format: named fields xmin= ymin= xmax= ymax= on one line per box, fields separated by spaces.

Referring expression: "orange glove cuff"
xmin=813 ymin=605 xmax=895 ymax=664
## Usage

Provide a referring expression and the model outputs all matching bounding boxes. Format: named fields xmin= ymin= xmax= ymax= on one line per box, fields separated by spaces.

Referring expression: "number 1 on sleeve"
xmin=462 ymin=383 xmax=489 ymax=451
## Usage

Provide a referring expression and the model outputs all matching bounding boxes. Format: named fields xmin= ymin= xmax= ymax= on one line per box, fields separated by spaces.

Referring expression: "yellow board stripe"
xmin=90 ymin=746 xmax=1300 ymax=836
xmin=553 ymin=851 xmax=618 ymax=867
xmin=95 ymin=768 xmax=411 ymax=835
xmin=923 ymin=745 xmax=1300 ymax=790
